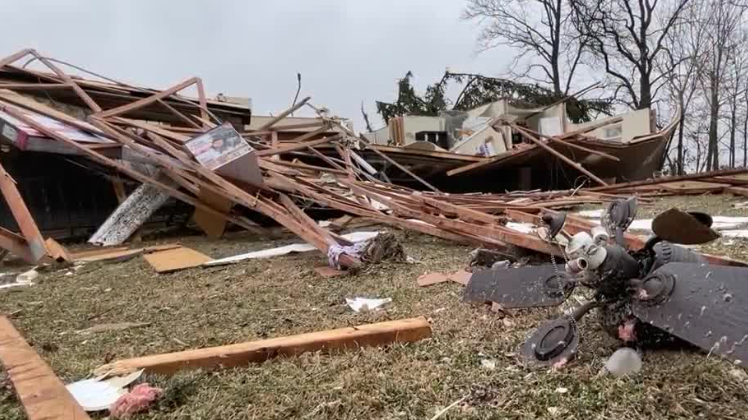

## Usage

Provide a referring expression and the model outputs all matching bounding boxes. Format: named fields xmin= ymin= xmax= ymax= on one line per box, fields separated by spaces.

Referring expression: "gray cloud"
xmin=1 ymin=0 xmax=511 ymax=131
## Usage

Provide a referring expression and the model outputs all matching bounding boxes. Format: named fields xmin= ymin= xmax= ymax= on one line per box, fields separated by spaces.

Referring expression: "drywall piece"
xmin=66 ymin=370 xmax=143 ymax=412
xmin=95 ymin=317 xmax=432 ymax=377
xmin=204 ymin=231 xmax=381 ymax=267
xmin=193 ymin=187 xmax=233 ymax=238
xmin=417 ymin=272 xmax=450 ymax=287
xmin=88 ymin=171 xmax=175 ymax=246
xmin=0 ymin=316 xmax=91 ymax=420
xmin=143 ymin=246 xmax=212 ymax=273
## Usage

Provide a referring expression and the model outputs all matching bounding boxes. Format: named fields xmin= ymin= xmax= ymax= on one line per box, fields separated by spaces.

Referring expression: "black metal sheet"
xmin=652 ymin=208 xmax=720 ymax=245
xmin=463 ymin=265 xmax=570 ymax=308
xmin=632 ymin=262 xmax=748 ymax=365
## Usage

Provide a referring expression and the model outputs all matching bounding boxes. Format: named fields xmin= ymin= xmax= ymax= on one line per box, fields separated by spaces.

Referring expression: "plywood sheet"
xmin=144 ymin=246 xmax=212 ymax=273
xmin=193 ymin=187 xmax=233 ymax=238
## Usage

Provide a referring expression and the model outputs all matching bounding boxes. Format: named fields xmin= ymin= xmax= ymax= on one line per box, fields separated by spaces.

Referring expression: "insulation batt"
xmin=109 ymin=383 xmax=163 ymax=419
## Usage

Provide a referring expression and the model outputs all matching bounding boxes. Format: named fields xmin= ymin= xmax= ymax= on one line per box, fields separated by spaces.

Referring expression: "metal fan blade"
xmin=632 ymin=262 xmax=748 ymax=365
xmin=521 ymin=315 xmax=580 ymax=366
xmin=463 ymin=265 xmax=574 ymax=309
xmin=652 ymin=208 xmax=720 ymax=245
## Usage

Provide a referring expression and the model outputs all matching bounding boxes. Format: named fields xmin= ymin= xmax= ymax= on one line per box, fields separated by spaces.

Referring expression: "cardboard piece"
xmin=143 ymin=246 xmax=213 ymax=273
xmin=193 ymin=187 xmax=233 ymax=238
xmin=417 ymin=272 xmax=449 ymax=287
xmin=184 ymin=124 xmax=262 ymax=186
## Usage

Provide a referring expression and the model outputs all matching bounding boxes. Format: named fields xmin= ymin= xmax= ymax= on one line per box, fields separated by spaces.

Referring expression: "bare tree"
xmin=570 ymin=0 xmax=692 ymax=110
xmin=698 ymin=0 xmax=746 ymax=171
xmin=464 ymin=0 xmax=586 ymax=95
xmin=659 ymin=1 xmax=707 ymax=174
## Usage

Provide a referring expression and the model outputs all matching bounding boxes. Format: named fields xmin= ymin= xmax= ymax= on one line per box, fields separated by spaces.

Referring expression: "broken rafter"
xmin=510 ymin=124 xmax=609 ymax=186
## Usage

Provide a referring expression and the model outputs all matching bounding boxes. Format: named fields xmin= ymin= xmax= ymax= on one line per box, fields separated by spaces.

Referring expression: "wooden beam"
xmin=587 ymin=168 xmax=748 ymax=193
xmin=0 ymin=316 xmax=91 ymax=420
xmin=257 ymin=97 xmax=311 ymax=131
xmin=512 ymin=124 xmax=609 ymax=186
xmin=0 ymin=162 xmax=48 ymax=261
xmin=256 ymin=135 xmax=335 ymax=157
xmin=0 ymin=83 xmax=71 ymax=91
xmin=32 ymin=52 xmax=103 ymax=113
xmin=0 ymin=49 xmax=34 ymax=70
xmin=95 ymin=317 xmax=431 ymax=377
xmin=0 ymin=226 xmax=35 ymax=263
xmin=96 ymin=77 xmax=198 ymax=119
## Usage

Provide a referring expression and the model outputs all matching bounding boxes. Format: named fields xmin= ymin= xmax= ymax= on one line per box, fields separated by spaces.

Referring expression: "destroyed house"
xmin=356 ymin=99 xmax=675 ymax=192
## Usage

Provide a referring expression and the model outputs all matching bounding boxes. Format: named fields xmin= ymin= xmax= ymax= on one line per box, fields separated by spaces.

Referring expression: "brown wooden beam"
xmin=96 ymin=317 xmax=431 ymax=377
xmin=0 ymin=316 xmax=91 ymax=420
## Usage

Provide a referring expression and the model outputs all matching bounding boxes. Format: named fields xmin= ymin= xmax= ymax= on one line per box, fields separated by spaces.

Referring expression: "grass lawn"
xmin=1 ymin=195 xmax=747 ymax=419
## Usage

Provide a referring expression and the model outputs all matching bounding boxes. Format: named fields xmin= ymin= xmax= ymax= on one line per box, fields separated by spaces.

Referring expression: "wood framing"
xmin=95 ymin=317 xmax=431 ymax=377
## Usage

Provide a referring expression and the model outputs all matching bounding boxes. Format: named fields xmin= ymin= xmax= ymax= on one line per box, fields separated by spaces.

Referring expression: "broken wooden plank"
xmin=44 ymin=238 xmax=72 ymax=263
xmin=0 ymin=226 xmax=35 ymax=263
xmin=95 ymin=317 xmax=432 ymax=377
xmin=726 ymin=186 xmax=748 ymax=198
xmin=0 ymin=316 xmax=92 ymax=420
xmin=511 ymin=124 xmax=608 ymax=186
xmin=417 ymin=272 xmax=450 ymax=287
xmin=75 ymin=244 xmax=181 ymax=263
xmin=143 ymin=246 xmax=213 ymax=273
xmin=314 ymin=266 xmax=346 ymax=278
xmin=0 ymin=162 xmax=48 ymax=262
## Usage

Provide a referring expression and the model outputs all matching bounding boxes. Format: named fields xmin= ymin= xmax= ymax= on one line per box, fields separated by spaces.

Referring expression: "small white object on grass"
xmin=66 ymin=370 xmax=143 ymax=411
xmin=480 ymin=359 xmax=497 ymax=370
xmin=345 ymin=297 xmax=392 ymax=313
xmin=602 ymin=347 xmax=642 ymax=378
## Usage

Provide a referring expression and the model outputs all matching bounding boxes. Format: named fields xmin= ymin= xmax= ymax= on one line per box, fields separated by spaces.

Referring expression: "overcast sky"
xmin=1 ymin=0 xmax=511 ymax=132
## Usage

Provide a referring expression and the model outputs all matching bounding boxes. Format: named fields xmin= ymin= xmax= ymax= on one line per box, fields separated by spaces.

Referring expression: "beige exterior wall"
xmin=402 ymin=115 xmax=446 ymax=145
xmin=450 ymin=125 xmax=507 ymax=156
xmin=362 ymin=126 xmax=390 ymax=145
xmin=567 ymin=108 xmax=652 ymax=143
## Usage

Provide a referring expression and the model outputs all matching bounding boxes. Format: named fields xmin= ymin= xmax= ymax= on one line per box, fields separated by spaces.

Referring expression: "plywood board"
xmin=193 ymin=187 xmax=233 ymax=238
xmin=0 ymin=316 xmax=91 ymax=420
xmin=74 ymin=244 xmax=180 ymax=263
xmin=96 ymin=317 xmax=432 ymax=377
xmin=143 ymin=246 xmax=213 ymax=273
xmin=417 ymin=272 xmax=449 ymax=287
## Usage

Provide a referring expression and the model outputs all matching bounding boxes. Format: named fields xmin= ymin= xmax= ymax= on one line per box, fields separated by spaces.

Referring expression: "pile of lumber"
xmin=0 ymin=49 xmax=743 ymax=271
xmin=0 ymin=49 xmax=637 ymax=269
xmin=585 ymin=168 xmax=748 ymax=197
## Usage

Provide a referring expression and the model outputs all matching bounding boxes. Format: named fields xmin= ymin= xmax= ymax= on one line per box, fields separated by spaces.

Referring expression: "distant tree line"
xmin=376 ymin=0 xmax=748 ymax=175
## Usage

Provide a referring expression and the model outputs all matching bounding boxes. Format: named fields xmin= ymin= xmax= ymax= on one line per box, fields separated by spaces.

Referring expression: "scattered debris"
xmin=603 ymin=348 xmax=642 ymax=378
xmin=66 ymin=370 xmax=143 ymax=411
xmin=417 ymin=272 xmax=450 ymax=287
xmin=109 ymin=383 xmax=163 ymax=419
xmin=480 ymin=359 xmax=497 ymax=370
xmin=346 ymin=297 xmax=392 ymax=313
xmin=314 ymin=266 xmax=346 ymax=278
xmin=78 ymin=322 xmax=151 ymax=335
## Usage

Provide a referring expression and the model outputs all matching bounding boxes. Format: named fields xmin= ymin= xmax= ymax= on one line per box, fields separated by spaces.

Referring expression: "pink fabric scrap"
xmin=618 ymin=320 xmax=637 ymax=342
xmin=110 ymin=383 xmax=164 ymax=419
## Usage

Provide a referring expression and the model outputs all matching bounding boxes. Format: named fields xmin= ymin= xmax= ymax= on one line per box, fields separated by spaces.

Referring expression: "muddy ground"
xmin=0 ymin=195 xmax=747 ymax=419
